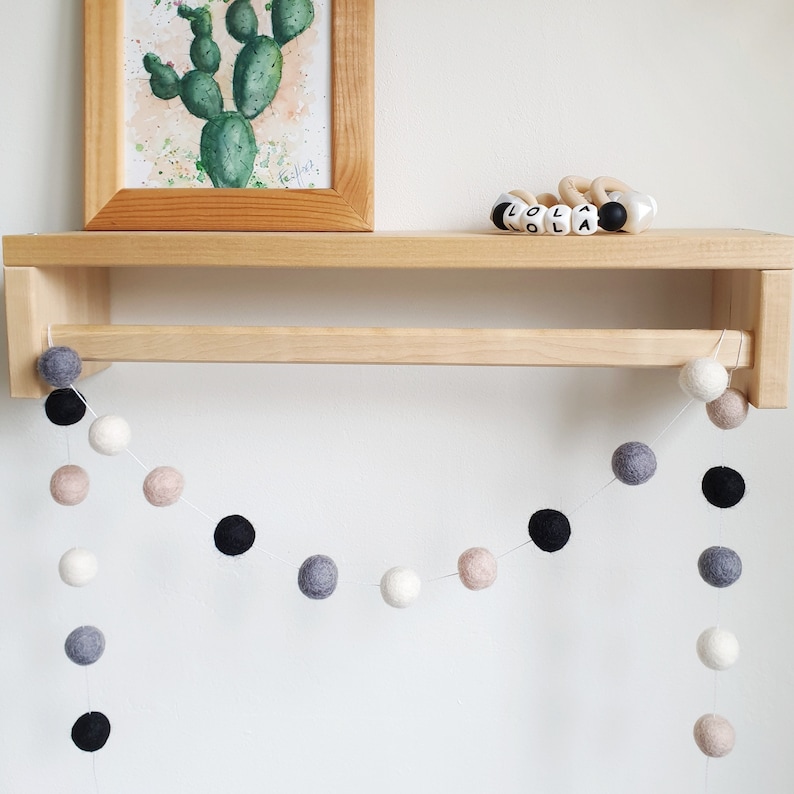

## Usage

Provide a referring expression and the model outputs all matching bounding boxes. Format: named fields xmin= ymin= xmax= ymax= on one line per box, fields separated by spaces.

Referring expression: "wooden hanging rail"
xmin=3 ymin=229 xmax=793 ymax=406
xmin=47 ymin=326 xmax=753 ymax=368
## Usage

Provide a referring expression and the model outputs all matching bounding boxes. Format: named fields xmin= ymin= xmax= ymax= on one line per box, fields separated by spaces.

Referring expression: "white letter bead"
xmin=502 ymin=201 xmax=529 ymax=232
xmin=571 ymin=203 xmax=599 ymax=235
xmin=521 ymin=204 xmax=547 ymax=235
xmin=545 ymin=204 xmax=572 ymax=235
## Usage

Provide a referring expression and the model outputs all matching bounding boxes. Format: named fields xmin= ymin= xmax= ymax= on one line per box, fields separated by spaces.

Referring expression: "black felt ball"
xmin=44 ymin=388 xmax=87 ymax=426
xmin=528 ymin=509 xmax=571 ymax=552
xmin=214 ymin=514 xmax=255 ymax=556
xmin=702 ymin=467 xmax=745 ymax=508
xmin=597 ymin=201 xmax=627 ymax=232
xmin=71 ymin=712 xmax=111 ymax=752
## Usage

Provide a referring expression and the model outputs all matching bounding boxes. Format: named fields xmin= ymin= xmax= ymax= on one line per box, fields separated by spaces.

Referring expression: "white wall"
xmin=2 ymin=2 xmax=794 ymax=792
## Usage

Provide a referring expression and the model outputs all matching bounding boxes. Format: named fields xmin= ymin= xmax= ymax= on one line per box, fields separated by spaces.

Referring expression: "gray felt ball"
xmin=37 ymin=346 xmax=83 ymax=388
xmin=64 ymin=626 xmax=105 ymax=666
xmin=698 ymin=546 xmax=742 ymax=588
xmin=298 ymin=554 xmax=338 ymax=600
xmin=611 ymin=441 xmax=657 ymax=485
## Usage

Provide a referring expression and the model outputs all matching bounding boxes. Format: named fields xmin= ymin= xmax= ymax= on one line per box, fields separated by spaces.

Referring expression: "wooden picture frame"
xmin=84 ymin=0 xmax=374 ymax=231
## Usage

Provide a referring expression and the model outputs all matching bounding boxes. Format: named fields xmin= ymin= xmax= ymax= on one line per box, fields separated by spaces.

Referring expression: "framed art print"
xmin=84 ymin=0 xmax=374 ymax=231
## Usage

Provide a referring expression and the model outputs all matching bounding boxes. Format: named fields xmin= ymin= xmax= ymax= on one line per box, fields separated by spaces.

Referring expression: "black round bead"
xmin=598 ymin=201 xmax=627 ymax=232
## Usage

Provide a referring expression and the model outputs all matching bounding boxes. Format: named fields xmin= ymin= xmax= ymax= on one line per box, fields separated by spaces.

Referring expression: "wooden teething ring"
xmin=589 ymin=176 xmax=633 ymax=207
xmin=558 ymin=176 xmax=592 ymax=208
xmin=561 ymin=175 xmax=631 ymax=232
xmin=508 ymin=189 xmax=558 ymax=209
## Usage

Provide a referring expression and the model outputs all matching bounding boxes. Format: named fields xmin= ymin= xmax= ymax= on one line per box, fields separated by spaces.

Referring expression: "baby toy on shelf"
xmin=490 ymin=175 xmax=657 ymax=235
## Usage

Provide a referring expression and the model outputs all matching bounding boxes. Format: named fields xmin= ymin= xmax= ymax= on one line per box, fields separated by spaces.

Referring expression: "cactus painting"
xmin=125 ymin=0 xmax=330 ymax=190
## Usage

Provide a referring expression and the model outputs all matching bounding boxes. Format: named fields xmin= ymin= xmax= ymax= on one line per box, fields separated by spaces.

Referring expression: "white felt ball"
xmin=50 ymin=464 xmax=90 ymax=506
xmin=380 ymin=566 xmax=421 ymax=608
xmin=58 ymin=548 xmax=98 ymax=587
xmin=89 ymin=415 xmax=131 ymax=456
xmin=678 ymin=358 xmax=729 ymax=402
xmin=696 ymin=627 xmax=740 ymax=671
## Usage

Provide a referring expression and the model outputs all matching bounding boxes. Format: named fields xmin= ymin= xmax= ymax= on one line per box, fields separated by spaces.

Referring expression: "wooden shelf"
xmin=3 ymin=229 xmax=792 ymax=407
xmin=4 ymin=228 xmax=794 ymax=270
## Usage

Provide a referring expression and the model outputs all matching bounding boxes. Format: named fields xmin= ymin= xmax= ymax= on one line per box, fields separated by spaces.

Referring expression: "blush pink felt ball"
xmin=706 ymin=388 xmax=749 ymax=430
xmin=50 ymin=465 xmax=90 ymax=506
xmin=457 ymin=547 xmax=498 ymax=590
xmin=693 ymin=714 xmax=735 ymax=757
xmin=143 ymin=466 xmax=184 ymax=507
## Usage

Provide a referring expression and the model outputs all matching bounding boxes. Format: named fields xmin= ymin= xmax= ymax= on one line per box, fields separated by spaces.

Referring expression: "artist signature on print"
xmin=278 ymin=160 xmax=316 ymax=188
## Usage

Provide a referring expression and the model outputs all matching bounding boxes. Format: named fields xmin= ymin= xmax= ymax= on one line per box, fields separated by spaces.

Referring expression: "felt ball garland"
xmin=40 ymin=344 xmax=113 ymax=760
xmin=35 ymin=344 xmax=759 ymax=774
xmin=688 ymin=348 xmax=748 ymax=766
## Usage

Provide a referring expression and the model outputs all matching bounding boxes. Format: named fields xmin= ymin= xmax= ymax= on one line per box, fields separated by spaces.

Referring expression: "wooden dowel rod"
xmin=49 ymin=325 xmax=753 ymax=369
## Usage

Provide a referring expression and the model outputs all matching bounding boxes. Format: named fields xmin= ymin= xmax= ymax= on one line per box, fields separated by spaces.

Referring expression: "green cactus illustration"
xmin=142 ymin=0 xmax=315 ymax=188
xmin=271 ymin=0 xmax=315 ymax=47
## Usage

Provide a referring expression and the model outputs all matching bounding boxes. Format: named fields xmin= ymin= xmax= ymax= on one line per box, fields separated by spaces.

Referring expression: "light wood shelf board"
xmin=4 ymin=229 xmax=793 ymax=271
